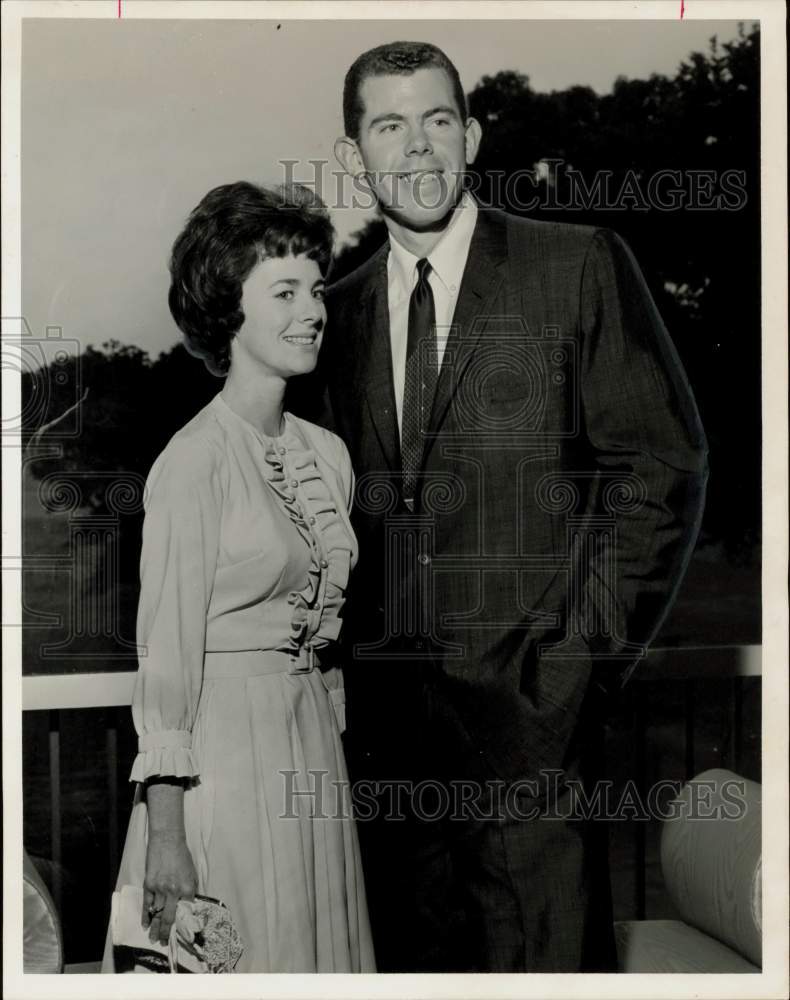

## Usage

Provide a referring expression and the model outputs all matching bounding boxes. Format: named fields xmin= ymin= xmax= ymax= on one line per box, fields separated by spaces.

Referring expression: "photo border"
xmin=3 ymin=2 xmax=787 ymax=998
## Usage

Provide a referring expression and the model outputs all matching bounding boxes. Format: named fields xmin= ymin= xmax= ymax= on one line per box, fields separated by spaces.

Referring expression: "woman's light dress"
xmin=102 ymin=392 xmax=375 ymax=973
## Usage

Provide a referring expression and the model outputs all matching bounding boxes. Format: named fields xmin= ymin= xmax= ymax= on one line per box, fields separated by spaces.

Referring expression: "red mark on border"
xmin=118 ymin=0 xmax=122 ymax=17
xmin=680 ymin=0 xmax=685 ymax=17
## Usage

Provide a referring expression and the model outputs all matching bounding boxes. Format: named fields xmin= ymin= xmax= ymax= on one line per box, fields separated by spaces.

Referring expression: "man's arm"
xmin=573 ymin=227 xmax=708 ymax=685
xmin=516 ymin=227 xmax=708 ymax=780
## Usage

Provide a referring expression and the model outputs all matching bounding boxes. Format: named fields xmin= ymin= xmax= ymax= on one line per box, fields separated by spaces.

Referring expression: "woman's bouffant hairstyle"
xmin=168 ymin=181 xmax=333 ymax=376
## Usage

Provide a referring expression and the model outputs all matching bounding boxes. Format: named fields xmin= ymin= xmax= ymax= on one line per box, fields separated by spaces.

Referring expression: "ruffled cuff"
xmin=129 ymin=729 xmax=199 ymax=783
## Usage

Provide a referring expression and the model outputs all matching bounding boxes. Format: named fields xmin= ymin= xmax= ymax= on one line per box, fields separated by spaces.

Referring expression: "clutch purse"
xmin=111 ymin=884 xmax=243 ymax=973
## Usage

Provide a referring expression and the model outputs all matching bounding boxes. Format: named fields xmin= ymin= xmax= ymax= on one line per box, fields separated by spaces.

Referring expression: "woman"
xmin=102 ymin=182 xmax=375 ymax=973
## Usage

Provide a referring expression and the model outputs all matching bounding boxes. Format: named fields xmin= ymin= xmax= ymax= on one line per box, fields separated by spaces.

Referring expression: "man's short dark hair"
xmin=168 ymin=182 xmax=333 ymax=376
xmin=343 ymin=41 xmax=467 ymax=140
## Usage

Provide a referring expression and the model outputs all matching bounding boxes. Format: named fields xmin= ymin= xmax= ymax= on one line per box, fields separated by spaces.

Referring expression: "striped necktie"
xmin=401 ymin=258 xmax=438 ymax=510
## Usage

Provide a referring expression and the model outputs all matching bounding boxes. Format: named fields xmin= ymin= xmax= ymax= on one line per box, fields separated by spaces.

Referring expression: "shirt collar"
xmin=387 ymin=192 xmax=479 ymax=299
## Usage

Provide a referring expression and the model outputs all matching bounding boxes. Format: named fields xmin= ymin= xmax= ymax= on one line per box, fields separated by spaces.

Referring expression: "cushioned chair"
xmin=23 ymin=851 xmax=64 ymax=973
xmin=615 ymin=768 xmax=761 ymax=972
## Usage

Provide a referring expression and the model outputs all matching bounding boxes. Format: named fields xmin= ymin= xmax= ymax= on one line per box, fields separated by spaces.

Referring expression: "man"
xmin=318 ymin=41 xmax=707 ymax=972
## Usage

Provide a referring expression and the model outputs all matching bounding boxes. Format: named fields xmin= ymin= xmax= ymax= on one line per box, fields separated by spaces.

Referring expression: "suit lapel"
xmin=350 ymin=209 xmax=509 ymax=475
xmin=426 ymin=208 xmax=509 ymax=442
xmin=359 ymin=248 xmax=401 ymax=471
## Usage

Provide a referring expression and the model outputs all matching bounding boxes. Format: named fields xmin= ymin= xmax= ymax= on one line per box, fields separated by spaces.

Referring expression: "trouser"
xmin=350 ymin=702 xmax=618 ymax=972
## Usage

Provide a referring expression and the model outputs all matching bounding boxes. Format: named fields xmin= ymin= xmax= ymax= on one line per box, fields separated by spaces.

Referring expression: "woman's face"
xmin=232 ymin=253 xmax=326 ymax=379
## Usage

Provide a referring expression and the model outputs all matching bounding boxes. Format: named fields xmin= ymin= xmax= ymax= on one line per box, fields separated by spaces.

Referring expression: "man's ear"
xmin=464 ymin=117 xmax=483 ymax=166
xmin=334 ymin=136 xmax=365 ymax=178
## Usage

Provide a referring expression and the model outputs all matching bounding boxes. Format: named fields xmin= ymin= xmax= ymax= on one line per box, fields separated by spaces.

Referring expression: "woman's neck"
xmin=220 ymin=368 xmax=287 ymax=438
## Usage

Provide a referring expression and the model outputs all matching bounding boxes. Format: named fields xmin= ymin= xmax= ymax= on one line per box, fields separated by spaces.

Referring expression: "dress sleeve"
xmin=129 ymin=436 xmax=223 ymax=783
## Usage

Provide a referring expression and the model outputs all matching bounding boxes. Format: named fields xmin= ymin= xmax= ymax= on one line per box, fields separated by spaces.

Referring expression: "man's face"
xmin=349 ymin=67 xmax=480 ymax=230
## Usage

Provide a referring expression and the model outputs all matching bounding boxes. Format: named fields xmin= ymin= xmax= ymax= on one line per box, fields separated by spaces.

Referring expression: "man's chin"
xmin=381 ymin=200 xmax=459 ymax=234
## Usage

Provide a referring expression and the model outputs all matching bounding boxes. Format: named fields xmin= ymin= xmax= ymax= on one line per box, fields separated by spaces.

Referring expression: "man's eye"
xmin=276 ymin=290 xmax=294 ymax=301
xmin=313 ymin=288 xmax=325 ymax=301
xmin=379 ymin=123 xmax=400 ymax=134
xmin=430 ymin=118 xmax=450 ymax=127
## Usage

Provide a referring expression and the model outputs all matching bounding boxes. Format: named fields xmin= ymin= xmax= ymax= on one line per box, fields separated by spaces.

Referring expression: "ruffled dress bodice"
xmin=258 ymin=416 xmax=352 ymax=662
xmin=129 ymin=392 xmax=357 ymax=783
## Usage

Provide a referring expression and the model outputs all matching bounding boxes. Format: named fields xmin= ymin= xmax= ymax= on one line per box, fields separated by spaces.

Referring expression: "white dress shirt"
xmin=387 ymin=192 xmax=479 ymax=435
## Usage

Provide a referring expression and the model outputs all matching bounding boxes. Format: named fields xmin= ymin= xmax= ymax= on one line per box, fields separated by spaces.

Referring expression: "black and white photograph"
xmin=2 ymin=1 xmax=787 ymax=997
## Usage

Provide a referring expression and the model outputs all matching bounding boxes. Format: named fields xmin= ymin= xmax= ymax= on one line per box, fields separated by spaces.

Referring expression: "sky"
xmin=21 ymin=16 xmax=750 ymax=359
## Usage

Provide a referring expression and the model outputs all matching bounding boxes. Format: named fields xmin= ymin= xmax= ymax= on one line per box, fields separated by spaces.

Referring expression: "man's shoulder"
xmin=327 ymin=243 xmax=388 ymax=302
xmin=475 ymin=209 xmax=630 ymax=280
xmin=493 ymin=208 xmax=600 ymax=254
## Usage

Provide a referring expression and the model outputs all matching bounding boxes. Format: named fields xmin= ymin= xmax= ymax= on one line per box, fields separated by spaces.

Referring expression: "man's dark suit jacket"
xmin=319 ymin=206 xmax=708 ymax=788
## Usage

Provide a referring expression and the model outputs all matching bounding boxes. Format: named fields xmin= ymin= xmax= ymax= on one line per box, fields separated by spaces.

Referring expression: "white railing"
xmin=21 ymin=643 xmax=763 ymax=711
xmin=20 ymin=643 xmax=762 ymax=955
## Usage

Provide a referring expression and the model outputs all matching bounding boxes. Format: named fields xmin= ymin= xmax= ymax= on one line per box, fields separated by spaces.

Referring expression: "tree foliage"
xmin=23 ymin=26 xmax=760 ymax=554
xmin=22 ymin=340 xmax=220 ymax=511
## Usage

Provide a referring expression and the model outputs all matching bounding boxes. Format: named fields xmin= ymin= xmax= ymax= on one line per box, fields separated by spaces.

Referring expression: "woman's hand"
xmin=142 ymin=778 xmax=197 ymax=945
xmin=143 ymin=830 xmax=198 ymax=945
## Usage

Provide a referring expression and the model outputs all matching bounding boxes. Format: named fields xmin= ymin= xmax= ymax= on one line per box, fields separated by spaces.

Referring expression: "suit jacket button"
xmin=417 ymin=553 xmax=431 ymax=566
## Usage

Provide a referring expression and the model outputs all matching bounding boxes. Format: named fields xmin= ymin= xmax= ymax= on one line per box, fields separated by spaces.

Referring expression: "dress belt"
xmin=203 ymin=646 xmax=320 ymax=678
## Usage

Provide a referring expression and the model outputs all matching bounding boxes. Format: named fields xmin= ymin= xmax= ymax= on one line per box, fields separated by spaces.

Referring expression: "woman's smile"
xmin=282 ymin=331 xmax=319 ymax=347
